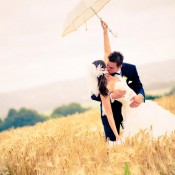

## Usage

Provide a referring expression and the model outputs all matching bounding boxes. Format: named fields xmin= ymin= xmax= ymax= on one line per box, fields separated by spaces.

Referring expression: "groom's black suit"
xmin=91 ymin=62 xmax=145 ymax=141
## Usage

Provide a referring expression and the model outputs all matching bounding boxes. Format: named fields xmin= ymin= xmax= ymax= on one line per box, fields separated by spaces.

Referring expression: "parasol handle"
xmin=90 ymin=7 xmax=117 ymax=37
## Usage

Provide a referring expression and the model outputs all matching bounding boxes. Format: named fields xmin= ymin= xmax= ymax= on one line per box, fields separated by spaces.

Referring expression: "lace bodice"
xmin=114 ymin=78 xmax=136 ymax=108
xmin=102 ymin=77 xmax=136 ymax=118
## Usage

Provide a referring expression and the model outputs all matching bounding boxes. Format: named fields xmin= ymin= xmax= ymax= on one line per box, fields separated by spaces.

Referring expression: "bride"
xmin=89 ymin=21 xmax=175 ymax=143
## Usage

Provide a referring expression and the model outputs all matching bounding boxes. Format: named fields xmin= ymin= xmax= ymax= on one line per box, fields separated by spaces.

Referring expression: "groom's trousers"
xmin=100 ymin=101 xmax=123 ymax=141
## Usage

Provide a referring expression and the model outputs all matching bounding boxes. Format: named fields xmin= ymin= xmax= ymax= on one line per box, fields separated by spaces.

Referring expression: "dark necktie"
xmin=111 ymin=72 xmax=120 ymax=76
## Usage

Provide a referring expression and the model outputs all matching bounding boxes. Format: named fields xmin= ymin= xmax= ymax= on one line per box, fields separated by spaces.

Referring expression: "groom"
xmin=91 ymin=21 xmax=145 ymax=141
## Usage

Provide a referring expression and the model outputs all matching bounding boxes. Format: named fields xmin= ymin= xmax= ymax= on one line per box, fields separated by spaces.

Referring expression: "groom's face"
xmin=107 ymin=61 xmax=120 ymax=74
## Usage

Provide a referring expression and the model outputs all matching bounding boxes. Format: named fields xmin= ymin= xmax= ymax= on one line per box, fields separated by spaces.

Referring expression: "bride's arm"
xmin=101 ymin=20 xmax=111 ymax=65
xmin=100 ymin=94 xmax=120 ymax=140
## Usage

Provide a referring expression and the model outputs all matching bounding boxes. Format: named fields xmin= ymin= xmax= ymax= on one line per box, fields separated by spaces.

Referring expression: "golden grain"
xmin=0 ymin=95 xmax=175 ymax=174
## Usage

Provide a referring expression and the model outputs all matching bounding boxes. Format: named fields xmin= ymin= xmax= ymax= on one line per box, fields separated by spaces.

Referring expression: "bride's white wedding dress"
xmin=114 ymin=78 xmax=175 ymax=139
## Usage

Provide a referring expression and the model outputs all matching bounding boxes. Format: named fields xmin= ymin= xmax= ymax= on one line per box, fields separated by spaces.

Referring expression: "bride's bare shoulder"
xmin=107 ymin=78 xmax=120 ymax=93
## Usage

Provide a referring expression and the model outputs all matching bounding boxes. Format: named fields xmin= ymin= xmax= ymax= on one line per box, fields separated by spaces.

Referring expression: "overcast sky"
xmin=1 ymin=0 xmax=175 ymax=93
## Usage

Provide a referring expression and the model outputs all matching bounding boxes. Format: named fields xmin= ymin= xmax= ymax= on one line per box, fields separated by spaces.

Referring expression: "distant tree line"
xmin=0 ymin=108 xmax=46 ymax=131
xmin=0 ymin=103 xmax=90 ymax=132
xmin=51 ymin=103 xmax=89 ymax=118
xmin=145 ymin=86 xmax=175 ymax=100
xmin=1 ymin=88 xmax=175 ymax=132
xmin=145 ymin=94 xmax=162 ymax=100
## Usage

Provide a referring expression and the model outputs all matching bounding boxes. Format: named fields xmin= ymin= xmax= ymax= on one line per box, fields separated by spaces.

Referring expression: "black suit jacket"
xmin=91 ymin=62 xmax=145 ymax=126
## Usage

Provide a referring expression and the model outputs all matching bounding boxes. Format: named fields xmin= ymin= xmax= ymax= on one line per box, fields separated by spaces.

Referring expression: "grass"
xmin=0 ymin=94 xmax=175 ymax=175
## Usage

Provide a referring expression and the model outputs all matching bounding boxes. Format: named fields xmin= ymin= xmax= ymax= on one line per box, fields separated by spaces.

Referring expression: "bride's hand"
xmin=116 ymin=135 xmax=121 ymax=140
xmin=116 ymin=135 xmax=122 ymax=144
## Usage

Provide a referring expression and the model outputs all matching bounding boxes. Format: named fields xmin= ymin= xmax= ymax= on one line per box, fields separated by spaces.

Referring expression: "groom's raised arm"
xmin=101 ymin=21 xmax=126 ymax=101
xmin=101 ymin=20 xmax=111 ymax=64
xmin=91 ymin=20 xmax=112 ymax=102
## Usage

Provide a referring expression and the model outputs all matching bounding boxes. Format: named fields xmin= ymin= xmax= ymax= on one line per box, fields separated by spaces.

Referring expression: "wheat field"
xmin=0 ymin=94 xmax=175 ymax=175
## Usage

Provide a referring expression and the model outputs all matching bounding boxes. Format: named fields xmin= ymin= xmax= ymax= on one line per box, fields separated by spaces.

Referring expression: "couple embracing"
xmin=89 ymin=20 xmax=175 ymax=143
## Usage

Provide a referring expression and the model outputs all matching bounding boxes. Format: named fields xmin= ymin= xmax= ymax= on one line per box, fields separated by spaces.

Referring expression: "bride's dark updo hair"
xmin=92 ymin=60 xmax=109 ymax=96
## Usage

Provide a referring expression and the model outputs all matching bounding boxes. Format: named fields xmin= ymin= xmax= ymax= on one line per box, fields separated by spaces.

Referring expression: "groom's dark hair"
xmin=108 ymin=51 xmax=124 ymax=67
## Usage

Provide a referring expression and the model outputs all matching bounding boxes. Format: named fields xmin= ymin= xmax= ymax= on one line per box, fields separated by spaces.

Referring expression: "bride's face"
xmin=104 ymin=67 xmax=110 ymax=78
xmin=104 ymin=67 xmax=109 ymax=74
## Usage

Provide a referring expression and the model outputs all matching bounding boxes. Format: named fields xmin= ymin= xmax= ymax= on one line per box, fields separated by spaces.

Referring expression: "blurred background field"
xmin=0 ymin=93 xmax=175 ymax=175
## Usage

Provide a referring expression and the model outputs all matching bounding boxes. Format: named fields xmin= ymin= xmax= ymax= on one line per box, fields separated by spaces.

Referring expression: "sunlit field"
xmin=0 ymin=94 xmax=175 ymax=175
